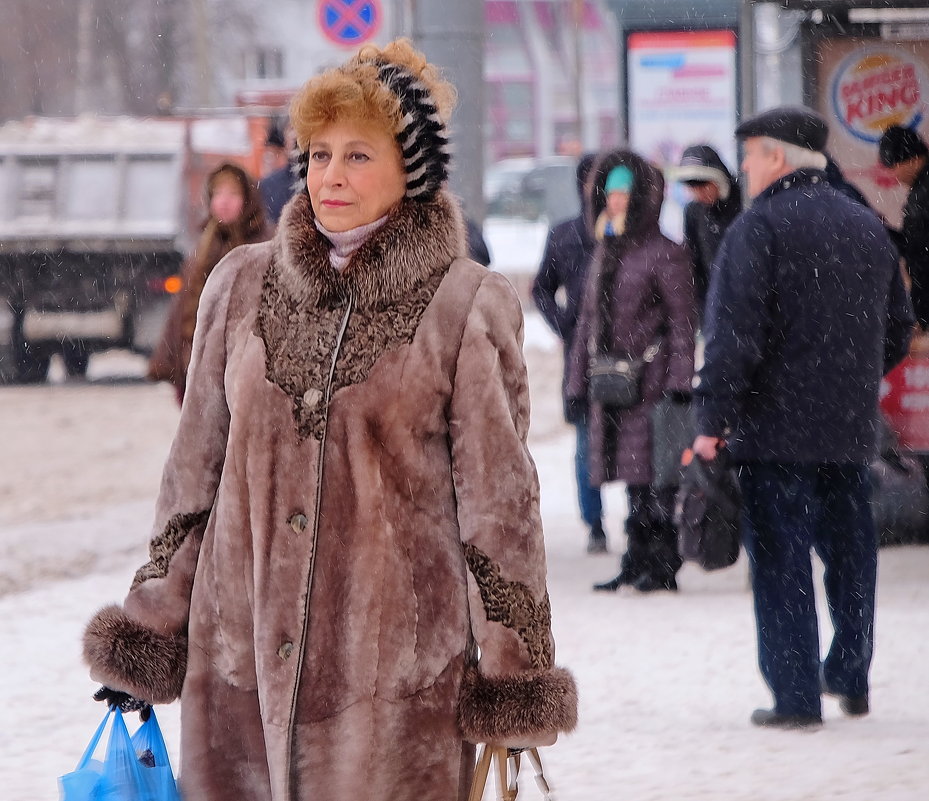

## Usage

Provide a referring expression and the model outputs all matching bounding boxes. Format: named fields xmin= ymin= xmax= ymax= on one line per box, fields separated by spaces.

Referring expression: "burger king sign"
xmin=831 ymin=48 xmax=927 ymax=143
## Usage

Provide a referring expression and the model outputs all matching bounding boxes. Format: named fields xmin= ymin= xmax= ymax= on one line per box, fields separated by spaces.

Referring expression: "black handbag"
xmin=673 ymin=451 xmax=741 ymax=571
xmin=587 ymin=342 xmax=660 ymax=408
xmin=585 ymin=248 xmax=661 ymax=409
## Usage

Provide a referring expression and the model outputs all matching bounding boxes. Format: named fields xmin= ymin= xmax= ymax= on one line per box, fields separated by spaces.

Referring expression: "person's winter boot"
xmin=593 ymin=552 xmax=643 ymax=591
xmin=633 ymin=573 xmax=678 ymax=593
xmin=586 ymin=520 xmax=608 ymax=554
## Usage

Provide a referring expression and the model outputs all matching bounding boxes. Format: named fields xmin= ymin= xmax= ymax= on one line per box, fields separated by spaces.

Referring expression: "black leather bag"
xmin=673 ymin=452 xmax=741 ymax=571
xmin=587 ymin=342 xmax=660 ymax=409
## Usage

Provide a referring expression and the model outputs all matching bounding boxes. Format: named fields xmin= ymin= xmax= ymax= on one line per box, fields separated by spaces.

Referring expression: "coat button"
xmin=289 ymin=513 xmax=308 ymax=533
xmin=278 ymin=641 xmax=294 ymax=660
xmin=302 ymin=388 xmax=322 ymax=408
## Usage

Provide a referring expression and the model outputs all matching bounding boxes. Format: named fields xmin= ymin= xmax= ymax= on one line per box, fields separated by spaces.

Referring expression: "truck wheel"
xmin=15 ymin=350 xmax=50 ymax=383
xmin=62 ymin=344 xmax=90 ymax=378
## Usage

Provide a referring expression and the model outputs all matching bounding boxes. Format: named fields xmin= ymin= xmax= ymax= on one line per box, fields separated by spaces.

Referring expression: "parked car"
xmin=484 ymin=156 xmax=580 ymax=224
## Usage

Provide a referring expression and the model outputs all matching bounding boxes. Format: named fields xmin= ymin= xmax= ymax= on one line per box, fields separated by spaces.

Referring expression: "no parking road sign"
xmin=318 ymin=0 xmax=382 ymax=47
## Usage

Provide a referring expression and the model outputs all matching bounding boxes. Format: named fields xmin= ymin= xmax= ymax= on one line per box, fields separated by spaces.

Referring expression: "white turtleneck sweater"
xmin=315 ymin=215 xmax=389 ymax=272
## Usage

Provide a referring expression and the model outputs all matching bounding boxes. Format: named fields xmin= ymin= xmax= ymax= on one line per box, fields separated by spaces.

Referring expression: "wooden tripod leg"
xmin=495 ymin=747 xmax=519 ymax=801
xmin=468 ymin=744 xmax=493 ymax=801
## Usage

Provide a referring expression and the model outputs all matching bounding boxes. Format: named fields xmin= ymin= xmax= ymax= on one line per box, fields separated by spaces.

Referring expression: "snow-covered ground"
xmin=1 ymin=322 xmax=928 ymax=801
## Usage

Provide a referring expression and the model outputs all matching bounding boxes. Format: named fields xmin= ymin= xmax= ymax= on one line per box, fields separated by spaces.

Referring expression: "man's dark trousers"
xmin=739 ymin=463 xmax=877 ymax=718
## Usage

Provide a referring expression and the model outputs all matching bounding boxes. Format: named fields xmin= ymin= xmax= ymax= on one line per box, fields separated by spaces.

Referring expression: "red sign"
xmin=880 ymin=356 xmax=929 ymax=452
xmin=831 ymin=48 xmax=926 ymax=143
xmin=318 ymin=0 xmax=381 ymax=46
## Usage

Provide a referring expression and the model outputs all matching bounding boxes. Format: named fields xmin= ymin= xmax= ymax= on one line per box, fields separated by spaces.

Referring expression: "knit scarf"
xmin=315 ymin=216 xmax=389 ymax=272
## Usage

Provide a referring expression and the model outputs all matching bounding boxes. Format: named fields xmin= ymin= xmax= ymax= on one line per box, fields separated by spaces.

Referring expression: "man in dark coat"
xmin=675 ymin=144 xmax=742 ymax=311
xmin=692 ymin=106 xmax=914 ymax=729
xmin=878 ymin=124 xmax=929 ymax=329
xmin=532 ymin=154 xmax=606 ymax=553
xmin=259 ymin=123 xmax=297 ymax=225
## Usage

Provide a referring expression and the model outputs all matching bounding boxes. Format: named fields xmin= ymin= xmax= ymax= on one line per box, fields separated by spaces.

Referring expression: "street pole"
xmin=75 ymin=0 xmax=94 ymax=113
xmin=572 ymin=0 xmax=585 ymax=152
xmin=411 ymin=0 xmax=485 ymax=222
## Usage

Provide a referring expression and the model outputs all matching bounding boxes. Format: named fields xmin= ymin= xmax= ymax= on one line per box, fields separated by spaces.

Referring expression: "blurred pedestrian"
xmin=566 ymin=151 xmax=696 ymax=592
xmin=675 ymin=145 xmax=741 ymax=311
xmin=532 ymin=153 xmax=607 ymax=553
xmin=84 ymin=39 xmax=576 ymax=801
xmin=824 ymin=154 xmax=870 ymax=208
xmin=148 ymin=162 xmax=271 ymax=404
xmin=692 ymin=106 xmax=914 ymax=728
xmin=259 ymin=121 xmax=298 ymax=225
xmin=878 ymin=124 xmax=929 ymax=329
xmin=465 ymin=216 xmax=492 ymax=266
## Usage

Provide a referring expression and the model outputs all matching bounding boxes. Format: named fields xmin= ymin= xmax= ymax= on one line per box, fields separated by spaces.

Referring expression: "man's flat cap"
xmin=878 ymin=125 xmax=929 ymax=167
xmin=735 ymin=106 xmax=829 ymax=151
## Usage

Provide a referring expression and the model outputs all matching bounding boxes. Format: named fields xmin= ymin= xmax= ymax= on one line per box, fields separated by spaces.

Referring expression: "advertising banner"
xmin=627 ymin=30 xmax=738 ymax=241
xmin=881 ymin=356 xmax=929 ymax=453
xmin=816 ymin=38 xmax=929 ymax=227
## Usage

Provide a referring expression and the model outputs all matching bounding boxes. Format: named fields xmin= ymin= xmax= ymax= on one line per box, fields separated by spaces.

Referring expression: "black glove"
xmin=564 ymin=397 xmax=588 ymax=425
xmin=663 ymin=389 xmax=692 ymax=405
xmin=94 ymin=686 xmax=152 ymax=722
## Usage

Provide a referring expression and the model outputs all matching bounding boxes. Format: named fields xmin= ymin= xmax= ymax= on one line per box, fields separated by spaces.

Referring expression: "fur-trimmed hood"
xmin=273 ymin=189 xmax=466 ymax=309
xmin=584 ymin=149 xmax=664 ymax=244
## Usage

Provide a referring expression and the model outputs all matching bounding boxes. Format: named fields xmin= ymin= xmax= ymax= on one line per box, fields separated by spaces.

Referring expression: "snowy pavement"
xmin=1 ymin=326 xmax=928 ymax=800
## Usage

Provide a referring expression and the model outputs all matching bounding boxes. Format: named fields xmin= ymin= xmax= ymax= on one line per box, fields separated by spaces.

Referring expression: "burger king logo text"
xmin=831 ymin=49 xmax=925 ymax=142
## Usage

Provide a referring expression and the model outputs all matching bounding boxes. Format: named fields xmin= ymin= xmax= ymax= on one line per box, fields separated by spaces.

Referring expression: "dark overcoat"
xmin=899 ymin=163 xmax=929 ymax=328
xmin=532 ymin=213 xmax=597 ymax=416
xmin=83 ymin=190 xmax=577 ymax=801
xmin=695 ymin=168 xmax=914 ymax=463
xmin=565 ymin=151 xmax=696 ymax=486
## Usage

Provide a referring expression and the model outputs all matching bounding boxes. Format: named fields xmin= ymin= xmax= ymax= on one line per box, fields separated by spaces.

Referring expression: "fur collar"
xmin=585 ymin=150 xmax=664 ymax=245
xmin=273 ymin=190 xmax=465 ymax=310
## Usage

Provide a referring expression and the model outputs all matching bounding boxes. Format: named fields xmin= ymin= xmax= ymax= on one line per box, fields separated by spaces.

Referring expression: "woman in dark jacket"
xmin=566 ymin=150 xmax=696 ymax=592
xmin=148 ymin=162 xmax=271 ymax=403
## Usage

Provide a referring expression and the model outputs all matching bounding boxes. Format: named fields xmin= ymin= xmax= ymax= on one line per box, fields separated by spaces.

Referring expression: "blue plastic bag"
xmin=131 ymin=710 xmax=181 ymax=801
xmin=59 ymin=707 xmax=180 ymax=801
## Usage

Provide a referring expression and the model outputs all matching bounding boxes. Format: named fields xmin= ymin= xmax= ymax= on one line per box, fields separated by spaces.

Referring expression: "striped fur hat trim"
xmin=294 ymin=60 xmax=451 ymax=202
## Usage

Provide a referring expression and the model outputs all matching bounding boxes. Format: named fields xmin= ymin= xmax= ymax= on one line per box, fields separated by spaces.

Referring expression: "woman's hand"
xmin=93 ymin=686 xmax=152 ymax=721
xmin=489 ymin=731 xmax=558 ymax=749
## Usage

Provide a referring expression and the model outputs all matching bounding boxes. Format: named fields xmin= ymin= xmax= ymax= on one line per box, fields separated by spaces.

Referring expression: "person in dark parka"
xmin=879 ymin=124 xmax=929 ymax=329
xmin=675 ymin=145 xmax=742 ymax=311
xmin=532 ymin=154 xmax=607 ymax=553
xmin=565 ymin=150 xmax=696 ymax=592
xmin=692 ymin=106 xmax=914 ymax=729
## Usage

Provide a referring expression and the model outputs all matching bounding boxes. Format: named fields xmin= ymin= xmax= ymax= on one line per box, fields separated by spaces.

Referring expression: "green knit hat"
xmin=605 ymin=165 xmax=633 ymax=194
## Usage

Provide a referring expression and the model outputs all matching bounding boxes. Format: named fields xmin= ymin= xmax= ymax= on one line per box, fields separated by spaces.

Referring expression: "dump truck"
xmin=0 ymin=113 xmax=275 ymax=382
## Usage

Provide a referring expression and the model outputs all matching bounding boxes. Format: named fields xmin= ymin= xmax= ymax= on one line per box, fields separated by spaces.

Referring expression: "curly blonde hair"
xmin=290 ymin=39 xmax=457 ymax=150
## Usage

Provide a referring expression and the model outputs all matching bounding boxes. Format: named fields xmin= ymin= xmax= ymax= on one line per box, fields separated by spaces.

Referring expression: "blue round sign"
xmin=318 ymin=0 xmax=382 ymax=46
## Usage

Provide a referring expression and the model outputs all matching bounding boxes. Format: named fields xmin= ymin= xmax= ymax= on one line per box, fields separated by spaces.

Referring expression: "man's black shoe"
xmin=820 ymin=672 xmax=870 ymax=716
xmin=750 ymin=708 xmax=822 ymax=729
xmin=633 ymin=574 xmax=678 ymax=593
xmin=593 ymin=570 xmax=636 ymax=592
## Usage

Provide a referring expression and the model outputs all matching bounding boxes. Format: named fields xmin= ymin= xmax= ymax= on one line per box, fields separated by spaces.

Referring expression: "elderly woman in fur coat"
xmin=83 ymin=39 xmax=576 ymax=801
xmin=566 ymin=150 xmax=696 ymax=594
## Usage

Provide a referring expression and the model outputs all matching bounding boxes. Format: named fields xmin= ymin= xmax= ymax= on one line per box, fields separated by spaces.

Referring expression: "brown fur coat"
xmin=84 ymin=189 xmax=577 ymax=801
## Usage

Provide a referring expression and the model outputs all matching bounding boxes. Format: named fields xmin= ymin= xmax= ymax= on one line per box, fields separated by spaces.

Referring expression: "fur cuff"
xmin=457 ymin=666 xmax=578 ymax=744
xmin=83 ymin=605 xmax=187 ymax=705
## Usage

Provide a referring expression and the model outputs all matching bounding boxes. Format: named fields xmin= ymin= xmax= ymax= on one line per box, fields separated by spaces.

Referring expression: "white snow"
xmin=1 ymin=321 xmax=927 ymax=801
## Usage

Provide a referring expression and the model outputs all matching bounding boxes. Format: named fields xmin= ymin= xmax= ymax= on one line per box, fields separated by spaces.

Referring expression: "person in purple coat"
xmin=566 ymin=150 xmax=696 ymax=592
